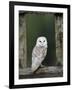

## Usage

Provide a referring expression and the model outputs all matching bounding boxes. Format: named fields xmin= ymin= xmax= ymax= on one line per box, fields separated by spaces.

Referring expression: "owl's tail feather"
xmin=31 ymin=64 xmax=38 ymax=72
xmin=32 ymin=65 xmax=41 ymax=74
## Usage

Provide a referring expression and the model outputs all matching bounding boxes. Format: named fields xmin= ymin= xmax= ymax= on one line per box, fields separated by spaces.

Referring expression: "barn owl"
xmin=32 ymin=36 xmax=48 ymax=73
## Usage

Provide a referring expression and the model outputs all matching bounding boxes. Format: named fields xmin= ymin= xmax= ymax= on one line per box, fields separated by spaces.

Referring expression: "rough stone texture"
xmin=19 ymin=15 xmax=27 ymax=68
xmin=19 ymin=66 xmax=63 ymax=79
xmin=55 ymin=15 xmax=63 ymax=65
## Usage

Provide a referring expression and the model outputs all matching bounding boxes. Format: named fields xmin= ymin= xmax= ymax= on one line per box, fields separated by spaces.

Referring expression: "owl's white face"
xmin=36 ymin=36 xmax=47 ymax=48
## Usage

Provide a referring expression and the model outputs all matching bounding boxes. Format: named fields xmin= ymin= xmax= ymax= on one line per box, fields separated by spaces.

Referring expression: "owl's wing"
xmin=32 ymin=47 xmax=43 ymax=72
xmin=32 ymin=57 xmax=41 ymax=72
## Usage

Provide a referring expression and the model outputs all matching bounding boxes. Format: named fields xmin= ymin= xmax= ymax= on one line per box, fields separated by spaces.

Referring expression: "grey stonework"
xmin=55 ymin=15 xmax=63 ymax=65
xmin=19 ymin=15 xmax=27 ymax=68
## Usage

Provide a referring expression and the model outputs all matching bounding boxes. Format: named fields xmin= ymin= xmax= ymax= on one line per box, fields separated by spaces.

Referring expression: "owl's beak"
xmin=40 ymin=45 xmax=44 ymax=48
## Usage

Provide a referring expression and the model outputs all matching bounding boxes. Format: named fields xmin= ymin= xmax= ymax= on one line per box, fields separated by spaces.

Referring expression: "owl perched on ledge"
xmin=32 ymin=36 xmax=48 ymax=73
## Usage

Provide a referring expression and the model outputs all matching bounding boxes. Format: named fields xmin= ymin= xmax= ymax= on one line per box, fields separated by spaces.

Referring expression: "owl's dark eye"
xmin=39 ymin=40 xmax=41 ymax=42
xmin=43 ymin=40 xmax=45 ymax=42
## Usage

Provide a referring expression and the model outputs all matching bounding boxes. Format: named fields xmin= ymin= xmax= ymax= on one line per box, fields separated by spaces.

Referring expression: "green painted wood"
xmin=26 ymin=13 xmax=56 ymax=67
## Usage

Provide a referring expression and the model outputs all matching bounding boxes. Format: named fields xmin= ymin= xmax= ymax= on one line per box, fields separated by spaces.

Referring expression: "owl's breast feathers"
xmin=32 ymin=46 xmax=47 ymax=58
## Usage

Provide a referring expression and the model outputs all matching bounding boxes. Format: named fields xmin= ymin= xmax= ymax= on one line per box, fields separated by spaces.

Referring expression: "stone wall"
xmin=55 ymin=14 xmax=63 ymax=65
xmin=19 ymin=14 xmax=27 ymax=68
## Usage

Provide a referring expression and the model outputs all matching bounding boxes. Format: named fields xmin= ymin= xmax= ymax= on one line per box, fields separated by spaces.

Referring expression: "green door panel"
xmin=26 ymin=13 xmax=56 ymax=67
